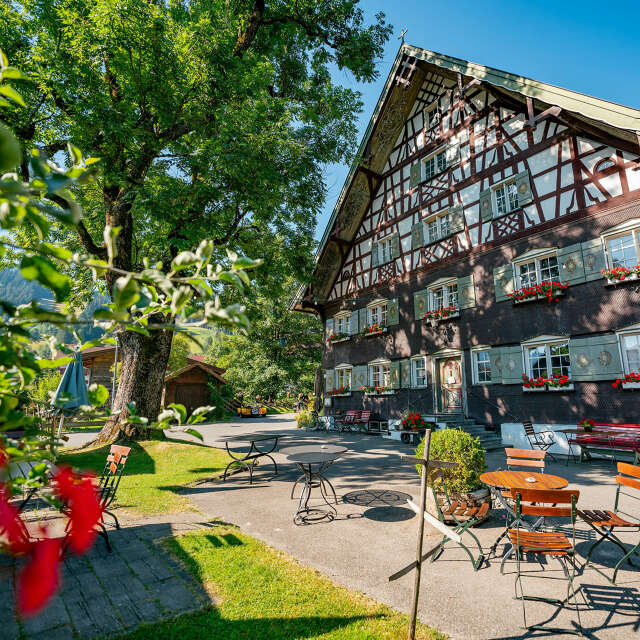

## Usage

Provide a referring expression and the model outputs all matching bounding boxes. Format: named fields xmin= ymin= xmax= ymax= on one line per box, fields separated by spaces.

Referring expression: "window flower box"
xmin=547 ymin=384 xmax=575 ymax=392
xmin=423 ymin=306 xmax=459 ymax=326
xmin=521 ymin=373 xmax=573 ymax=391
xmin=361 ymin=324 xmax=387 ymax=337
xmin=603 ymin=265 xmax=640 ymax=285
xmin=327 ymin=332 xmax=350 ymax=344
xmin=613 ymin=372 xmax=640 ymax=389
xmin=361 ymin=385 xmax=395 ymax=396
xmin=329 ymin=386 xmax=351 ymax=397
xmin=509 ymin=281 xmax=568 ymax=304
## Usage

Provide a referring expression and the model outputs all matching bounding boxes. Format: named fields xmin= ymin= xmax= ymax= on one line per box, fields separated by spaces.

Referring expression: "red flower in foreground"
xmin=0 ymin=486 xmax=32 ymax=554
xmin=52 ymin=467 xmax=102 ymax=554
xmin=17 ymin=535 xmax=61 ymax=617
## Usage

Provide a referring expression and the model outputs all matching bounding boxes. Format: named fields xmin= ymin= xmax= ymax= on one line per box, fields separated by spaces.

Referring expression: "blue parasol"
xmin=53 ymin=352 xmax=89 ymax=437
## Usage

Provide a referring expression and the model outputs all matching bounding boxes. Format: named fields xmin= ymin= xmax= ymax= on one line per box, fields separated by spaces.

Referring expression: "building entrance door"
xmin=437 ymin=357 xmax=463 ymax=413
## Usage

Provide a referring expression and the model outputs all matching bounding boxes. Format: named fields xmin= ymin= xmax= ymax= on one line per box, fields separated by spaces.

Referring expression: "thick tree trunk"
xmin=94 ymin=326 xmax=173 ymax=444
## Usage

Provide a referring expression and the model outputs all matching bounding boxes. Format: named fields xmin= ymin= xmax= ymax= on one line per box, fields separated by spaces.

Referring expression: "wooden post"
xmin=408 ymin=428 xmax=431 ymax=640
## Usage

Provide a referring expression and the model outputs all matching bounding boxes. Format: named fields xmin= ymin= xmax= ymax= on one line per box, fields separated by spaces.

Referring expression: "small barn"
xmin=163 ymin=355 xmax=228 ymax=415
xmin=80 ymin=344 xmax=119 ymax=404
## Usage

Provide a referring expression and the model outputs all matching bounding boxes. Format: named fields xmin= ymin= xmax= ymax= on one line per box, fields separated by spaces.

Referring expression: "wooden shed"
xmin=80 ymin=344 xmax=119 ymax=404
xmin=163 ymin=355 xmax=228 ymax=415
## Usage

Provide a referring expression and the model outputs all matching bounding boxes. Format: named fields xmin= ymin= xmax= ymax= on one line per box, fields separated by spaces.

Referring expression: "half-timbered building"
xmin=292 ymin=45 xmax=640 ymax=438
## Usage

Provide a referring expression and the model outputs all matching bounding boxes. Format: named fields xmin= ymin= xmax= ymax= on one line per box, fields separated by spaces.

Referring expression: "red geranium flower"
xmin=17 ymin=535 xmax=61 ymax=616
xmin=0 ymin=486 xmax=32 ymax=555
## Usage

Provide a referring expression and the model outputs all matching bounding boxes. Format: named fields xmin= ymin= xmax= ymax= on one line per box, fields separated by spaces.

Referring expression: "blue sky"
xmin=317 ymin=0 xmax=640 ymax=239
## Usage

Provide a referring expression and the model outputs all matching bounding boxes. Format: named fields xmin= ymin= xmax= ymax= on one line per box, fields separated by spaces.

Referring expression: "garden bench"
xmin=337 ymin=410 xmax=359 ymax=432
xmin=355 ymin=410 xmax=371 ymax=431
xmin=570 ymin=423 xmax=640 ymax=464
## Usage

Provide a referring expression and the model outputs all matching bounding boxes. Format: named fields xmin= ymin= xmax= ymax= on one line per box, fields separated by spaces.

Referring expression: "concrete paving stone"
xmin=73 ymin=570 xmax=104 ymax=598
xmin=83 ymin=594 xmax=124 ymax=634
xmin=152 ymin=577 xmax=201 ymax=613
xmin=28 ymin=623 xmax=75 ymax=640
xmin=22 ymin=596 xmax=70 ymax=636
xmin=90 ymin=557 xmax=132 ymax=580
xmin=63 ymin=597 xmax=100 ymax=638
xmin=126 ymin=559 xmax=162 ymax=585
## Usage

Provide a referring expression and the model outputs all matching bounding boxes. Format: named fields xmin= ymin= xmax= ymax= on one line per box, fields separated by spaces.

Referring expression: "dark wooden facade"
xmin=295 ymin=45 xmax=640 ymax=427
xmin=81 ymin=345 xmax=119 ymax=404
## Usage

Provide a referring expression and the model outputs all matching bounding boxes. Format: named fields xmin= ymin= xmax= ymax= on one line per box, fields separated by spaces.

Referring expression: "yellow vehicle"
xmin=237 ymin=403 xmax=267 ymax=418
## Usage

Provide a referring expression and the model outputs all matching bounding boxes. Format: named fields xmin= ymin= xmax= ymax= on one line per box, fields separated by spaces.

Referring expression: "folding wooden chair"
xmin=506 ymin=448 xmax=546 ymax=472
xmin=96 ymin=445 xmax=131 ymax=550
xmin=523 ymin=421 xmax=557 ymax=461
xmin=427 ymin=469 xmax=487 ymax=571
xmin=508 ymin=488 xmax=582 ymax=635
xmin=338 ymin=410 xmax=359 ymax=432
xmin=578 ymin=461 xmax=640 ymax=584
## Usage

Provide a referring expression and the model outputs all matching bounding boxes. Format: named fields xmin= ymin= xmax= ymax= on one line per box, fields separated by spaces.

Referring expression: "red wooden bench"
xmin=571 ymin=423 xmax=640 ymax=465
xmin=338 ymin=410 xmax=359 ymax=432
xmin=355 ymin=410 xmax=371 ymax=432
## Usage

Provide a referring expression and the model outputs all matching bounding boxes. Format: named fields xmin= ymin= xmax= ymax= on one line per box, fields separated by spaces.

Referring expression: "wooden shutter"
xmin=502 ymin=346 xmax=524 ymax=384
xmin=349 ymin=310 xmax=359 ymax=335
xmin=324 ymin=369 xmax=335 ymax=392
xmin=358 ymin=308 xmax=368 ymax=331
xmin=391 ymin=233 xmax=401 ymax=259
xmin=400 ymin=359 xmax=411 ymax=388
xmin=489 ymin=347 xmax=504 ymax=384
xmin=387 ymin=298 xmax=399 ymax=325
xmin=557 ymin=243 xmax=586 ymax=285
xmin=457 ymin=275 xmax=476 ymax=309
xmin=449 ymin=205 xmax=465 ymax=234
xmin=352 ymin=365 xmax=368 ymax=390
xmin=409 ymin=162 xmax=421 ymax=189
xmin=413 ymin=289 xmax=429 ymax=319
xmin=371 ymin=241 xmax=379 ymax=267
xmin=515 ymin=170 xmax=533 ymax=205
xmin=581 ymin=238 xmax=606 ymax=281
xmin=569 ymin=334 xmax=623 ymax=381
xmin=390 ymin=361 xmax=400 ymax=389
xmin=411 ymin=222 xmax=424 ymax=249
xmin=493 ymin=264 xmax=514 ymax=302
xmin=325 ymin=318 xmax=334 ymax=340
xmin=479 ymin=188 xmax=494 ymax=221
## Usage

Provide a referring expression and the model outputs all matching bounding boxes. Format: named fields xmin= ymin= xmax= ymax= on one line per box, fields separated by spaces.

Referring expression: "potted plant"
xmin=601 ymin=265 xmax=640 ymax=283
xmin=401 ymin=411 xmax=426 ymax=431
xmin=415 ymin=428 xmax=489 ymax=524
xmin=521 ymin=373 xmax=546 ymax=391
xmin=546 ymin=373 xmax=573 ymax=390
xmin=612 ymin=371 xmax=640 ymax=389
xmin=327 ymin=331 xmax=350 ymax=344
xmin=578 ymin=418 xmax=595 ymax=433
xmin=423 ymin=305 xmax=458 ymax=327
xmin=360 ymin=322 xmax=387 ymax=337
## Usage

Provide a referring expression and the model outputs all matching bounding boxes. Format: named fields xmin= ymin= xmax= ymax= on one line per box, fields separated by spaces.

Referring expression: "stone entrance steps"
xmin=430 ymin=414 xmax=503 ymax=451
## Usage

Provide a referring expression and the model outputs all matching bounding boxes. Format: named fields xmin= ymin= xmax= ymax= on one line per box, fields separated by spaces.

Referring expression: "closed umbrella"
xmin=53 ymin=352 xmax=89 ymax=438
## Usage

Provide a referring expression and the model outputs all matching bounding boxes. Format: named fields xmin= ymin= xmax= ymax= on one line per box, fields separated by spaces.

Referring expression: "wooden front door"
xmin=438 ymin=358 xmax=463 ymax=412
xmin=175 ymin=383 xmax=209 ymax=416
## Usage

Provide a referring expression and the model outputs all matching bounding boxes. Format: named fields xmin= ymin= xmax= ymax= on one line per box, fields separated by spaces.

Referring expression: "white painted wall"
xmin=501 ymin=422 xmax=580 ymax=456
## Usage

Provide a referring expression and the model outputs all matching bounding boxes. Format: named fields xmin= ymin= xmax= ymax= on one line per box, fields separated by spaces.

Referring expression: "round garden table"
xmin=480 ymin=469 xmax=569 ymax=571
xmin=281 ymin=444 xmax=347 ymax=525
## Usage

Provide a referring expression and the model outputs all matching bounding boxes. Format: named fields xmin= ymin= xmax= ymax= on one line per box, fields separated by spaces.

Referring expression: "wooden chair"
xmin=578 ymin=461 xmax=640 ymax=584
xmin=505 ymin=448 xmax=546 ymax=472
xmin=523 ymin=421 xmax=557 ymax=461
xmin=428 ymin=469 xmax=487 ymax=571
xmin=507 ymin=488 xmax=582 ymax=635
xmin=338 ymin=410 xmax=359 ymax=432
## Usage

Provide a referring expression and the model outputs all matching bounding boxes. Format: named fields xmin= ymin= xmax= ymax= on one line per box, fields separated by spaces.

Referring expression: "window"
xmin=620 ymin=333 xmax=640 ymax=374
xmin=472 ymin=350 xmax=491 ymax=383
xmin=606 ymin=231 xmax=640 ymax=269
xmin=336 ymin=366 xmax=352 ymax=390
xmin=425 ymin=104 xmax=440 ymax=130
xmin=515 ymin=254 xmax=560 ymax=288
xmin=595 ymin=158 xmax=615 ymax=173
xmin=423 ymin=149 xmax=447 ymax=180
xmin=412 ymin=357 xmax=427 ymax=387
xmin=378 ymin=236 xmax=394 ymax=264
xmin=368 ymin=301 xmax=388 ymax=327
xmin=429 ymin=281 xmax=458 ymax=311
xmin=524 ymin=342 xmax=571 ymax=379
xmin=370 ymin=362 xmax=391 ymax=387
xmin=424 ymin=210 xmax=452 ymax=243
xmin=495 ymin=180 xmax=519 ymax=215
xmin=334 ymin=314 xmax=351 ymax=336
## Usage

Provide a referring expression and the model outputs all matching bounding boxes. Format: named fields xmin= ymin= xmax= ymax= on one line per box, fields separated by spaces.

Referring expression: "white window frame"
xmin=335 ymin=365 xmax=353 ymax=391
xmin=368 ymin=359 xmax=391 ymax=388
xmin=422 ymin=145 xmax=447 ymax=182
xmin=493 ymin=176 xmax=519 ymax=216
xmin=616 ymin=325 xmax=640 ymax=375
xmin=367 ymin=299 xmax=388 ymax=328
xmin=411 ymin=355 xmax=427 ymax=388
xmin=423 ymin=209 xmax=452 ymax=244
xmin=378 ymin=235 xmax=394 ymax=265
xmin=333 ymin=312 xmax=351 ymax=336
xmin=512 ymin=250 xmax=560 ymax=289
xmin=428 ymin=279 xmax=458 ymax=312
xmin=602 ymin=222 xmax=640 ymax=270
xmin=424 ymin=101 xmax=440 ymax=130
xmin=522 ymin=337 xmax=571 ymax=380
xmin=471 ymin=347 xmax=492 ymax=384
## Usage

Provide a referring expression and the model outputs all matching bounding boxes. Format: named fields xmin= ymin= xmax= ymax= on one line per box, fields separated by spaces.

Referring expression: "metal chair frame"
xmin=509 ymin=488 xmax=582 ymax=635
xmin=429 ymin=471 xmax=486 ymax=571
xmin=579 ymin=461 xmax=640 ymax=584
xmin=523 ymin=421 xmax=557 ymax=461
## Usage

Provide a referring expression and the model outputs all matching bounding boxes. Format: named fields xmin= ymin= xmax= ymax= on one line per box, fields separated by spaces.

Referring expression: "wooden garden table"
xmin=480 ymin=470 xmax=569 ymax=571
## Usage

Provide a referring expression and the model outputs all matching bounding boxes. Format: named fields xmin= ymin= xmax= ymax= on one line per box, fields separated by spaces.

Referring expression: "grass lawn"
xmin=121 ymin=524 xmax=443 ymax=640
xmin=58 ymin=439 xmax=232 ymax=516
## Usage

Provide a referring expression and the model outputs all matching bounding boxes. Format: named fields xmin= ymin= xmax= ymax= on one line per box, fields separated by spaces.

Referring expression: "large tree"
xmin=1 ymin=1 xmax=391 ymax=441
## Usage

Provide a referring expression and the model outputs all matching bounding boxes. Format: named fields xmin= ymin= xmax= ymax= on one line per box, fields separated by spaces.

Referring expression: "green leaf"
xmin=0 ymin=67 xmax=29 ymax=81
xmin=20 ymin=255 xmax=71 ymax=302
xmin=112 ymin=276 xmax=140 ymax=310
xmin=0 ymin=49 xmax=7 ymax=68
xmin=67 ymin=142 xmax=82 ymax=165
xmin=157 ymin=409 xmax=179 ymax=424
xmin=168 ymin=403 xmax=187 ymax=424
xmin=230 ymin=254 xmax=262 ymax=270
xmin=39 ymin=242 xmax=72 ymax=261
xmin=103 ymin=225 xmax=120 ymax=265
xmin=0 ymin=85 xmax=25 ymax=106
xmin=171 ymin=251 xmax=198 ymax=272
xmin=184 ymin=428 xmax=203 ymax=441
xmin=35 ymin=356 xmax=73 ymax=369
xmin=88 ymin=384 xmax=109 ymax=407
xmin=0 ymin=124 xmax=21 ymax=172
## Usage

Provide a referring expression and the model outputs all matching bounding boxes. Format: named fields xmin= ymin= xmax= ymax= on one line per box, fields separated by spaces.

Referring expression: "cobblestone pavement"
xmin=1 ymin=514 xmax=214 ymax=639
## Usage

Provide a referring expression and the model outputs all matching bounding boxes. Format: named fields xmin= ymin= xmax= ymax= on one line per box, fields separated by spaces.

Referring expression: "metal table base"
xmin=291 ymin=461 xmax=339 ymax=524
xmin=222 ymin=434 xmax=279 ymax=484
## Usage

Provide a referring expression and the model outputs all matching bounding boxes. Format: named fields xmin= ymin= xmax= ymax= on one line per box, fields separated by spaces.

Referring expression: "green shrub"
xmin=415 ymin=428 xmax=486 ymax=493
xmin=296 ymin=410 xmax=315 ymax=429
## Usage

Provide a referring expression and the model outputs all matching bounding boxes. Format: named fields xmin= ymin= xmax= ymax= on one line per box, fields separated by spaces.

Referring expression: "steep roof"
xmin=292 ymin=43 xmax=640 ymax=312
xmin=165 ymin=359 xmax=228 ymax=385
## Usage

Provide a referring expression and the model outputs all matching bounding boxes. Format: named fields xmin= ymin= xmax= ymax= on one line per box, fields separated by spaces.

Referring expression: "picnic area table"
xmin=558 ymin=426 xmax=640 ymax=464
xmin=221 ymin=433 xmax=281 ymax=484
xmin=281 ymin=444 xmax=347 ymax=525
xmin=480 ymin=469 xmax=569 ymax=571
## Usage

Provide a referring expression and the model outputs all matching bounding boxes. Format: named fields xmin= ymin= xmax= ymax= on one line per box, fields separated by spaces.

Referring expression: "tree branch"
xmin=233 ymin=0 xmax=265 ymax=57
